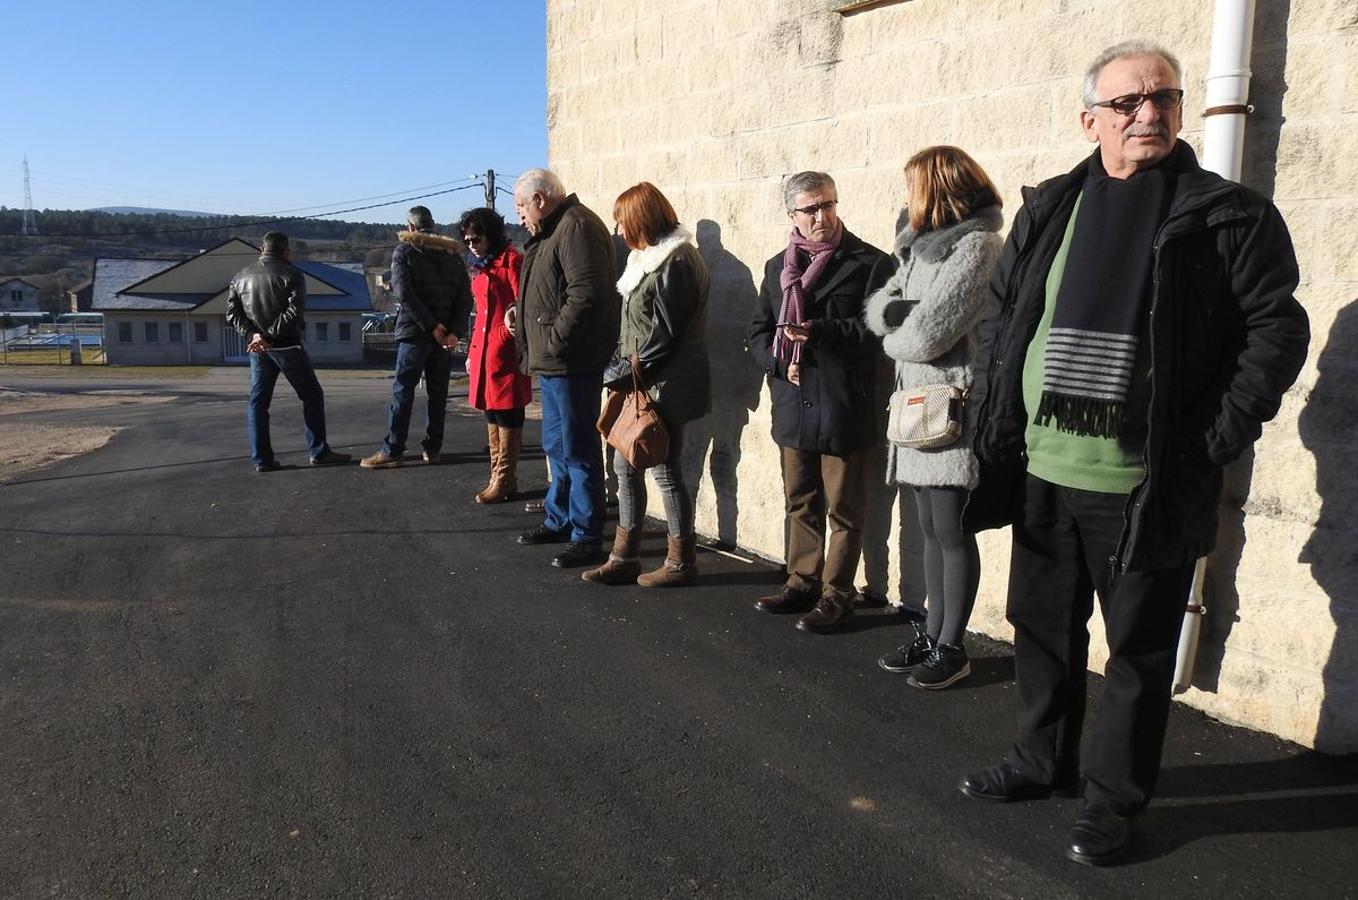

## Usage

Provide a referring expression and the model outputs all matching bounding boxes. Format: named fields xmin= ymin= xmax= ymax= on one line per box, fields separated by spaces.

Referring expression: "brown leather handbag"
xmin=596 ymin=354 xmax=670 ymax=469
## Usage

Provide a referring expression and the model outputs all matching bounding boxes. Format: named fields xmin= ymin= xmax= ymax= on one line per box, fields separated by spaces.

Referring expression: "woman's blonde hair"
xmin=613 ymin=182 xmax=680 ymax=250
xmin=905 ymin=146 xmax=1001 ymax=233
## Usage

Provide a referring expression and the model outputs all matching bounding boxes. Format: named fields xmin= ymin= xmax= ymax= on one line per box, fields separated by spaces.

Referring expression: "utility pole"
xmin=484 ymin=169 xmax=496 ymax=211
xmin=21 ymin=156 xmax=39 ymax=236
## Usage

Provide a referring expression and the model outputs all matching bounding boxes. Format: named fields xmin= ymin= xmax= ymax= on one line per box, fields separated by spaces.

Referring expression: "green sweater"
xmin=1021 ymin=194 xmax=1146 ymax=495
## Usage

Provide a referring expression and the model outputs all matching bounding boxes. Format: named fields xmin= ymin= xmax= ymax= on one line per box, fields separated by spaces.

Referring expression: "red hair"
xmin=613 ymin=182 xmax=680 ymax=250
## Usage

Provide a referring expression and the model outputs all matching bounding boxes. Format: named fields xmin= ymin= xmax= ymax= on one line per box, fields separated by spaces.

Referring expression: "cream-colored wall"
xmin=546 ymin=0 xmax=1358 ymax=752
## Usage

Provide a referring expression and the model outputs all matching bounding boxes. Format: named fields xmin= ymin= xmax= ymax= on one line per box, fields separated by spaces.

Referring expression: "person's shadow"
xmin=1300 ymin=298 xmax=1358 ymax=753
xmin=682 ymin=219 xmax=763 ymax=549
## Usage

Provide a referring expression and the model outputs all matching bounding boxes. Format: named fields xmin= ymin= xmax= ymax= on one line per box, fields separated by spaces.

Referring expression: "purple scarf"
xmin=774 ymin=221 xmax=843 ymax=364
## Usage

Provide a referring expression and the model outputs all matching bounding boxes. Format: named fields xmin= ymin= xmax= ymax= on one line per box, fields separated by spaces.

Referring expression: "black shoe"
xmin=1067 ymin=803 xmax=1134 ymax=867
xmin=310 ymin=449 xmax=351 ymax=466
xmin=878 ymin=630 xmax=935 ymax=674
xmin=796 ymin=594 xmax=854 ymax=634
xmin=855 ymin=588 xmax=890 ymax=609
xmin=255 ymin=460 xmax=282 ymax=473
xmin=753 ymin=586 xmax=818 ymax=615
xmin=908 ymin=642 xmax=971 ymax=689
xmin=517 ymin=524 xmax=571 ymax=545
xmin=552 ymin=541 xmax=606 ymax=568
xmin=958 ymin=762 xmax=1073 ymax=802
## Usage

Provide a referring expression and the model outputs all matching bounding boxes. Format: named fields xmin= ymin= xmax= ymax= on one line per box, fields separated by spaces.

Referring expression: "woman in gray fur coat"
xmin=865 ymin=146 xmax=1003 ymax=690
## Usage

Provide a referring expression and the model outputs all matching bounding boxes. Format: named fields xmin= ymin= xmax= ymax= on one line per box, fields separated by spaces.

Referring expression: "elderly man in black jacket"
xmin=226 ymin=231 xmax=350 ymax=472
xmin=747 ymin=171 xmax=891 ymax=634
xmin=361 ymin=206 xmax=473 ymax=469
xmin=511 ymin=168 xmax=619 ymax=569
xmin=957 ymin=41 xmax=1309 ymax=867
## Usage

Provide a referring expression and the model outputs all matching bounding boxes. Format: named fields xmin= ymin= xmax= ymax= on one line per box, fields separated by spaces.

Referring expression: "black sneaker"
xmin=517 ymin=524 xmax=571 ymax=545
xmin=255 ymin=460 xmax=282 ymax=473
xmin=552 ymin=541 xmax=606 ymax=568
xmin=907 ymin=642 xmax=971 ymax=690
xmin=878 ymin=631 xmax=935 ymax=674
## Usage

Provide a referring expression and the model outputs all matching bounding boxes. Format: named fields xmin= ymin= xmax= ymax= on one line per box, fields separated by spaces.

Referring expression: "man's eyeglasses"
xmin=1091 ymin=88 xmax=1184 ymax=116
xmin=791 ymin=200 xmax=838 ymax=218
xmin=464 ymin=234 xmax=486 ymax=246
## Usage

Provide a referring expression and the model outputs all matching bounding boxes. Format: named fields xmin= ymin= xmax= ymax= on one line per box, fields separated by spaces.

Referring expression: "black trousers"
xmin=1005 ymin=474 xmax=1194 ymax=815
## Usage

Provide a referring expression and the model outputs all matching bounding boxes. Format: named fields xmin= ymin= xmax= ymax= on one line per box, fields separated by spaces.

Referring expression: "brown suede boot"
xmin=581 ymin=526 xmax=643 ymax=585
xmin=492 ymin=427 xmax=522 ymax=501
xmin=636 ymin=535 xmax=699 ymax=588
xmin=474 ymin=424 xmax=501 ymax=503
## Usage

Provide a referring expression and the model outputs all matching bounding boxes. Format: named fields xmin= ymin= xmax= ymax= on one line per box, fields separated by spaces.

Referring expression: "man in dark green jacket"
xmin=511 ymin=169 xmax=619 ymax=569
xmin=958 ymin=41 xmax=1309 ymax=867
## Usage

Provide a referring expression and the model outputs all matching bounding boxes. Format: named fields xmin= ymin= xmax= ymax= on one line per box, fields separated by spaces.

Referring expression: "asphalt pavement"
xmin=1 ymin=368 xmax=1355 ymax=898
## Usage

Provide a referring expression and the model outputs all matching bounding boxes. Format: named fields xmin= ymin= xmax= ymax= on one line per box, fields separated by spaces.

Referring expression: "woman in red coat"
xmin=458 ymin=207 xmax=532 ymax=503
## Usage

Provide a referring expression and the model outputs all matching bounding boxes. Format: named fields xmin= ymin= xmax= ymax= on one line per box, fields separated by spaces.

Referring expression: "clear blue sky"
xmin=4 ymin=0 xmax=547 ymax=225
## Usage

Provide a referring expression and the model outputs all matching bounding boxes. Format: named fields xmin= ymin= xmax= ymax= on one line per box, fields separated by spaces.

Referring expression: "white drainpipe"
xmin=1173 ymin=0 xmax=1256 ymax=695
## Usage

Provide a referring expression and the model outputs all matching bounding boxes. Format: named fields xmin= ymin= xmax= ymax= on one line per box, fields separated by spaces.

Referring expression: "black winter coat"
xmin=515 ymin=195 xmax=619 ymax=376
xmin=747 ymin=229 xmax=892 ymax=454
xmin=964 ymin=144 xmax=1309 ymax=572
xmin=391 ymin=230 xmax=473 ymax=343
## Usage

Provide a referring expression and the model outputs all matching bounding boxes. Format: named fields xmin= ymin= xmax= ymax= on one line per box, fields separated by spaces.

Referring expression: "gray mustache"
xmin=1126 ymin=124 xmax=1169 ymax=138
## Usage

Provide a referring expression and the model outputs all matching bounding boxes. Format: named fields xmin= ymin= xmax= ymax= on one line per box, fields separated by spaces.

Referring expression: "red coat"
xmin=467 ymin=244 xmax=532 ymax=410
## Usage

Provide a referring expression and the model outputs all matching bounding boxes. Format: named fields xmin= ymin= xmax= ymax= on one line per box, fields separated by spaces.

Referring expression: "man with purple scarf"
xmin=747 ymin=171 xmax=892 ymax=634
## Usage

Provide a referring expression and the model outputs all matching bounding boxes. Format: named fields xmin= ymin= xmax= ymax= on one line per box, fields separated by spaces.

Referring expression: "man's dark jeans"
xmin=382 ymin=338 xmax=453 ymax=458
xmin=539 ymin=371 xmax=605 ymax=543
xmin=247 ymin=346 xmax=330 ymax=466
xmin=1005 ymin=474 xmax=1195 ymax=816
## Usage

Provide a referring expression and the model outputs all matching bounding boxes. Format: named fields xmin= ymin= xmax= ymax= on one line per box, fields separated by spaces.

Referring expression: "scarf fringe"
xmin=1034 ymin=392 xmax=1125 ymax=439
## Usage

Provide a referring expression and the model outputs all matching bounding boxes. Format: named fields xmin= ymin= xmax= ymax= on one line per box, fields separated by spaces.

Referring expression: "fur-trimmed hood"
xmin=398 ymin=229 xmax=463 ymax=254
xmin=616 ymin=225 xmax=694 ymax=296
xmin=894 ymin=205 xmax=1004 ymax=263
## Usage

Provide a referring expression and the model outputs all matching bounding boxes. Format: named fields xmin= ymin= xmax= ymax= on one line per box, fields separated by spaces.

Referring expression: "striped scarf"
xmin=1034 ymin=153 xmax=1172 ymax=438
xmin=774 ymin=221 xmax=843 ymax=364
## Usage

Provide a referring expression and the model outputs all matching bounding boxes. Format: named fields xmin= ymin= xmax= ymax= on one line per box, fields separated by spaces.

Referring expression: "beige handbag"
xmin=887 ymin=383 xmax=966 ymax=449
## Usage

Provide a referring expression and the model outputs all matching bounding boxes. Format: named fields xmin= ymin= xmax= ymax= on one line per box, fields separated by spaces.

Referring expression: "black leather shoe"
xmin=552 ymin=541 xmax=606 ymax=568
xmin=958 ymin=762 xmax=1074 ymax=802
xmin=310 ymin=449 xmax=351 ymax=466
xmin=517 ymin=524 xmax=571 ymax=545
xmin=754 ymin=586 xmax=817 ymax=615
xmin=255 ymin=460 xmax=282 ymax=473
xmin=1066 ymin=803 xmax=1134 ymax=866
xmin=796 ymin=594 xmax=854 ymax=634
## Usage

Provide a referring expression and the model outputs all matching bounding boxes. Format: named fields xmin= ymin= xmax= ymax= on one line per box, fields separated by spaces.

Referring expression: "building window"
xmin=145 ymin=322 xmax=159 ymax=343
xmin=338 ymin=321 xmax=352 ymax=342
xmin=315 ymin=322 xmax=329 ymax=343
xmin=194 ymin=321 xmax=208 ymax=343
xmin=118 ymin=321 xmax=133 ymax=343
xmin=9 ymin=290 xmax=20 ymax=304
xmin=168 ymin=321 xmax=183 ymax=343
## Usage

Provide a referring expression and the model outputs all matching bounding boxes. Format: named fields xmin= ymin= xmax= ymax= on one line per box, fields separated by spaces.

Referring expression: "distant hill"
xmin=90 ymin=206 xmax=217 ymax=218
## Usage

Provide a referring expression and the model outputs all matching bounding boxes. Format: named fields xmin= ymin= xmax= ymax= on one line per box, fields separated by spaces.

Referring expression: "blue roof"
xmin=91 ymin=248 xmax=372 ymax=312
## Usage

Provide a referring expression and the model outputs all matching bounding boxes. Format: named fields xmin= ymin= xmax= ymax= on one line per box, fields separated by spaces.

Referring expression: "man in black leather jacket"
xmin=225 ymin=232 xmax=350 ymax=472
xmin=956 ymin=42 xmax=1309 ymax=867
xmin=360 ymin=206 xmax=473 ymax=469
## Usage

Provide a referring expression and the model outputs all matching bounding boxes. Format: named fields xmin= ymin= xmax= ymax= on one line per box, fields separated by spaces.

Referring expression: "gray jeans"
xmin=615 ymin=421 xmax=693 ymax=538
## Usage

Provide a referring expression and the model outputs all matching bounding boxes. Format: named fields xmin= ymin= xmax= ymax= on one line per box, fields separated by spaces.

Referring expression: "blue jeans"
xmin=382 ymin=339 xmax=453 ymax=457
xmin=539 ymin=371 xmax=605 ymax=543
xmin=247 ymin=346 xmax=329 ymax=466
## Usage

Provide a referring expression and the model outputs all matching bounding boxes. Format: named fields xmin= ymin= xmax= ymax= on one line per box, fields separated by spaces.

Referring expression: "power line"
xmin=21 ymin=183 xmax=485 ymax=239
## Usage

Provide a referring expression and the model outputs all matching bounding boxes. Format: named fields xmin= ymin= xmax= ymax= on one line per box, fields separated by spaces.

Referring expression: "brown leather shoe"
xmin=582 ymin=526 xmax=643 ymax=585
xmin=359 ymin=450 xmax=402 ymax=469
xmin=796 ymin=593 xmax=854 ymax=634
xmin=754 ymin=585 xmax=817 ymax=615
xmin=636 ymin=535 xmax=699 ymax=588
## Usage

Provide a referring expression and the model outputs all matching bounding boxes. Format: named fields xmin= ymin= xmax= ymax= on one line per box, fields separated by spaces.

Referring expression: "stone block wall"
xmin=545 ymin=0 xmax=1358 ymax=752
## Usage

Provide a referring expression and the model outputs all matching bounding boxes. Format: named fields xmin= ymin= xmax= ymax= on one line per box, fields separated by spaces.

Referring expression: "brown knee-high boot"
xmin=636 ymin=535 xmax=699 ymax=588
xmin=475 ymin=424 xmax=502 ymax=504
xmin=491 ymin=427 xmax=521 ymax=501
xmin=582 ymin=526 xmax=643 ymax=584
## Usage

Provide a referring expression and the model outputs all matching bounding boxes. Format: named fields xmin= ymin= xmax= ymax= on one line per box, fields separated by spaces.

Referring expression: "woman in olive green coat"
xmin=584 ymin=182 xmax=711 ymax=588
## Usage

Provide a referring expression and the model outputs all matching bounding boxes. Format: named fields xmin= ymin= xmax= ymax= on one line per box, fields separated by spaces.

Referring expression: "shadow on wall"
xmin=683 ymin=219 xmax=763 ymax=547
xmin=1300 ymin=299 xmax=1358 ymax=754
xmin=861 ymin=350 xmax=926 ymax=608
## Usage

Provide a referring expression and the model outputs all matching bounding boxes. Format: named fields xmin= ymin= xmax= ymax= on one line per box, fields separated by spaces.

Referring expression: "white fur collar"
xmin=616 ymin=225 xmax=694 ymax=296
